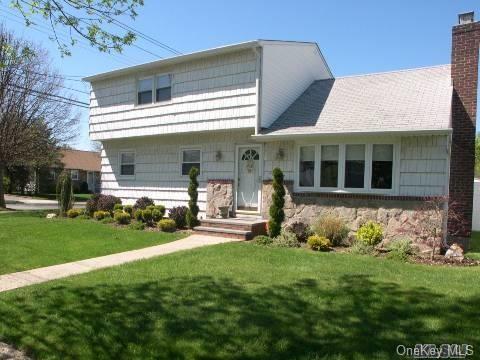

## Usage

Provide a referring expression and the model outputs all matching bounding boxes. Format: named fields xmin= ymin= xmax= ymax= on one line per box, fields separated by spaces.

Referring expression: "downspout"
xmin=254 ymin=46 xmax=263 ymax=135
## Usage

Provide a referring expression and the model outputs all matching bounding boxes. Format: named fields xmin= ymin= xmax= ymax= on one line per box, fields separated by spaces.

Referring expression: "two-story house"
xmin=84 ymin=13 xmax=480 ymax=248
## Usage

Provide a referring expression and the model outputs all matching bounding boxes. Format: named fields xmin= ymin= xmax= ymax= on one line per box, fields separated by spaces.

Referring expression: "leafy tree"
xmin=56 ymin=170 xmax=73 ymax=216
xmin=186 ymin=167 xmax=199 ymax=229
xmin=9 ymin=0 xmax=144 ymax=56
xmin=0 ymin=27 xmax=78 ymax=208
xmin=268 ymin=167 xmax=285 ymax=238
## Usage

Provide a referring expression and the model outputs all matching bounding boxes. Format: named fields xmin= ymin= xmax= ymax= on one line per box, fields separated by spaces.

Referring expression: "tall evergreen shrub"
xmin=56 ymin=171 xmax=74 ymax=216
xmin=268 ymin=167 xmax=285 ymax=238
xmin=186 ymin=166 xmax=199 ymax=228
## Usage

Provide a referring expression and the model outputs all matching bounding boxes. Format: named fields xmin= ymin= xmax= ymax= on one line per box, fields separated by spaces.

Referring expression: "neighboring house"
xmin=84 ymin=13 xmax=479 ymax=245
xmin=38 ymin=149 xmax=101 ymax=193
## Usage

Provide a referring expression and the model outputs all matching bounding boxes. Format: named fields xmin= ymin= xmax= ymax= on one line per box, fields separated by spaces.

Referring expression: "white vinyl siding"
xmin=260 ymin=43 xmax=331 ymax=128
xmin=100 ymin=129 xmax=253 ymax=213
xmin=89 ymin=50 xmax=258 ymax=140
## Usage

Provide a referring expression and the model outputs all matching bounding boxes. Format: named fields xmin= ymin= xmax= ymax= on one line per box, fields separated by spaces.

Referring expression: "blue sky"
xmin=1 ymin=0 xmax=479 ymax=150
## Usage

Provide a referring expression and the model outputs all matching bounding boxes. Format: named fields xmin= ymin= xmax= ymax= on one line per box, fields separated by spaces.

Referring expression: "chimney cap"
xmin=458 ymin=11 xmax=475 ymax=25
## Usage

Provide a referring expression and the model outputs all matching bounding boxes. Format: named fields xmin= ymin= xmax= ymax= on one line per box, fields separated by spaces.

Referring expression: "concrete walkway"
xmin=0 ymin=234 xmax=239 ymax=293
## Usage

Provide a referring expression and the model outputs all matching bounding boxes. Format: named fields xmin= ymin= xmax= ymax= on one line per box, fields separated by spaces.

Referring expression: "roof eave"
xmin=251 ymin=128 xmax=453 ymax=141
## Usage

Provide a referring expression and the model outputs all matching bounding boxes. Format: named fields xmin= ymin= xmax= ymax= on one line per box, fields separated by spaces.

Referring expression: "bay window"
xmin=296 ymin=142 xmax=397 ymax=193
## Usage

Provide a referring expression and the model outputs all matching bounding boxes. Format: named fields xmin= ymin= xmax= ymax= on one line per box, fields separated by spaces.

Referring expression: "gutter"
xmin=251 ymin=128 xmax=453 ymax=141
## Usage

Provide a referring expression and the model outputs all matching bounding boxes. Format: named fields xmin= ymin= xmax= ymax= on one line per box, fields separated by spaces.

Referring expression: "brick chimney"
xmin=448 ymin=12 xmax=480 ymax=238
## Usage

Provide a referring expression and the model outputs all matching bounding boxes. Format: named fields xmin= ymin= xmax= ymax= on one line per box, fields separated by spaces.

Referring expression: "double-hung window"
xmin=296 ymin=143 xmax=396 ymax=193
xmin=70 ymin=169 xmax=79 ymax=181
xmin=137 ymin=77 xmax=153 ymax=105
xmin=181 ymin=149 xmax=201 ymax=176
xmin=120 ymin=152 xmax=135 ymax=176
xmin=156 ymin=74 xmax=171 ymax=102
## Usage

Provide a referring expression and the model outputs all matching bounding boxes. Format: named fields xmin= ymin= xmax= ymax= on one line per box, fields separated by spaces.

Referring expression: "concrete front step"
xmin=193 ymin=226 xmax=252 ymax=240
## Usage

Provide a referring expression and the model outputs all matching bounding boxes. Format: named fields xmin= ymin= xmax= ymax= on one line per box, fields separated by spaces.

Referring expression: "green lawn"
xmin=466 ymin=232 xmax=480 ymax=260
xmin=0 ymin=212 xmax=186 ymax=274
xmin=0 ymin=243 xmax=478 ymax=359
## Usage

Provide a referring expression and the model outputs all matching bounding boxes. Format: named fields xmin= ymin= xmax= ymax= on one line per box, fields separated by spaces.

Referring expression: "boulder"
xmin=46 ymin=213 xmax=57 ymax=219
xmin=445 ymin=243 xmax=464 ymax=261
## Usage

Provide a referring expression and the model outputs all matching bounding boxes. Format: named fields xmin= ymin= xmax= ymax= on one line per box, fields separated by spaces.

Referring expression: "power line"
xmin=8 ymin=83 xmax=90 ymax=107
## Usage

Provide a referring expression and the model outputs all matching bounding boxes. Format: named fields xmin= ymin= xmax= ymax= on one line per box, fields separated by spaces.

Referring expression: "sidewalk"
xmin=0 ymin=234 xmax=239 ymax=292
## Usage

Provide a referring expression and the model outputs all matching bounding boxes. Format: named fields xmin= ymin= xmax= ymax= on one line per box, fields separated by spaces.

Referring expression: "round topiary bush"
xmin=142 ymin=209 xmax=153 ymax=225
xmin=114 ymin=204 xmax=124 ymax=212
xmin=93 ymin=210 xmax=110 ymax=221
xmin=307 ymin=235 xmax=332 ymax=251
xmin=158 ymin=218 xmax=176 ymax=232
xmin=356 ymin=221 xmax=383 ymax=246
xmin=134 ymin=196 xmax=155 ymax=210
xmin=134 ymin=209 xmax=143 ymax=222
xmin=124 ymin=205 xmax=133 ymax=215
xmin=114 ymin=211 xmax=131 ymax=225
xmin=253 ymin=235 xmax=273 ymax=246
xmin=66 ymin=208 xmax=81 ymax=218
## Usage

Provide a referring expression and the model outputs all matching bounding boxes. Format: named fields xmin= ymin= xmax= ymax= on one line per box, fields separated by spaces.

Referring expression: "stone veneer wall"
xmin=261 ymin=181 xmax=444 ymax=253
xmin=206 ymin=180 xmax=234 ymax=218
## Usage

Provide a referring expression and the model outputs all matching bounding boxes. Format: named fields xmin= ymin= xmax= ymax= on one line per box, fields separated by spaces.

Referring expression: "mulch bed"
xmin=0 ymin=342 xmax=30 ymax=360
xmin=410 ymin=255 xmax=480 ymax=267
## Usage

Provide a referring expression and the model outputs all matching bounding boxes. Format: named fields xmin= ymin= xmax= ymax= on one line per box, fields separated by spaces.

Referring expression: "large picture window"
xmin=295 ymin=142 xmax=396 ymax=193
xmin=320 ymin=145 xmax=339 ymax=187
xmin=120 ymin=152 xmax=135 ymax=176
xmin=182 ymin=149 xmax=201 ymax=176
xmin=345 ymin=145 xmax=365 ymax=188
xmin=299 ymin=146 xmax=315 ymax=187
xmin=371 ymin=144 xmax=393 ymax=189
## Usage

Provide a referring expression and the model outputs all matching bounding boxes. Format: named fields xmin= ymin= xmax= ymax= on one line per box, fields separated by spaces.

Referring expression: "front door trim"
xmin=234 ymin=144 xmax=263 ymax=215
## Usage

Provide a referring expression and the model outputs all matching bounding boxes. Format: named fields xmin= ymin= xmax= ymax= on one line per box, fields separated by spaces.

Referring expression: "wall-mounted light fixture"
xmin=276 ymin=148 xmax=285 ymax=160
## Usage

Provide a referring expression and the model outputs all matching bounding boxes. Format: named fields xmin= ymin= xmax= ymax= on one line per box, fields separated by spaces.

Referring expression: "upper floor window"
xmin=156 ymin=74 xmax=171 ymax=102
xmin=70 ymin=169 xmax=79 ymax=181
xmin=181 ymin=149 xmax=201 ymax=176
xmin=137 ymin=78 xmax=153 ymax=105
xmin=120 ymin=152 xmax=135 ymax=176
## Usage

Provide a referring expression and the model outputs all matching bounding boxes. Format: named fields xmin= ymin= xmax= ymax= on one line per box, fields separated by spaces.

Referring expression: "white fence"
xmin=473 ymin=179 xmax=480 ymax=231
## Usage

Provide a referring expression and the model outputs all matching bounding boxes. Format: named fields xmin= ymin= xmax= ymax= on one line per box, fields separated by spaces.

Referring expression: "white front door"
xmin=237 ymin=146 xmax=261 ymax=212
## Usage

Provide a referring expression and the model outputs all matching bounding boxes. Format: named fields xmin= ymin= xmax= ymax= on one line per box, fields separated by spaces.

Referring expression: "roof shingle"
xmin=261 ymin=65 xmax=452 ymax=136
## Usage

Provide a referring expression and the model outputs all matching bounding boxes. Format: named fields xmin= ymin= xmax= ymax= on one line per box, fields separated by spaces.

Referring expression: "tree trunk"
xmin=0 ymin=162 xmax=6 ymax=208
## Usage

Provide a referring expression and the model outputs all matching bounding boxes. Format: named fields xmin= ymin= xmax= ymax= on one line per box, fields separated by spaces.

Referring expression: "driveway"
xmin=4 ymin=194 xmax=86 ymax=211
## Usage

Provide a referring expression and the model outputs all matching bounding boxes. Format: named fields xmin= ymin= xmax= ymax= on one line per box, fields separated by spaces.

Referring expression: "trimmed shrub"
xmin=387 ymin=239 xmax=414 ymax=261
xmin=124 ymin=205 xmax=133 ymax=215
xmin=356 ymin=221 xmax=383 ymax=246
xmin=101 ymin=216 xmax=115 ymax=224
xmin=114 ymin=204 xmax=124 ymax=212
xmin=350 ymin=240 xmax=375 ymax=255
xmin=152 ymin=209 xmax=162 ymax=222
xmin=128 ymin=222 xmax=145 ymax=231
xmin=272 ymin=230 xmax=300 ymax=248
xmin=114 ymin=212 xmax=131 ymax=225
xmin=268 ymin=168 xmax=285 ymax=238
xmin=311 ymin=213 xmax=349 ymax=246
xmin=158 ymin=218 xmax=176 ymax=232
xmin=85 ymin=193 xmax=101 ymax=216
xmin=142 ymin=209 xmax=153 ymax=225
xmin=66 ymin=208 xmax=81 ymax=218
xmin=134 ymin=196 xmax=155 ymax=210
xmin=155 ymin=205 xmax=166 ymax=218
xmin=97 ymin=195 xmax=121 ymax=213
xmin=307 ymin=235 xmax=332 ymax=251
xmin=134 ymin=209 xmax=143 ymax=222
xmin=186 ymin=167 xmax=199 ymax=228
xmin=169 ymin=206 xmax=188 ymax=228
xmin=253 ymin=235 xmax=273 ymax=246
xmin=93 ymin=210 xmax=110 ymax=221
xmin=56 ymin=171 xmax=74 ymax=216
xmin=286 ymin=222 xmax=312 ymax=243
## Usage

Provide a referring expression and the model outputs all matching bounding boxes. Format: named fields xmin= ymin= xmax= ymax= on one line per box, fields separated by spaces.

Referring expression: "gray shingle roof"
xmin=261 ymin=65 xmax=452 ymax=136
